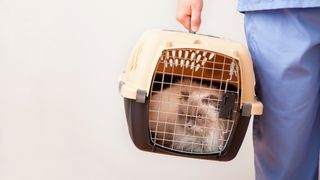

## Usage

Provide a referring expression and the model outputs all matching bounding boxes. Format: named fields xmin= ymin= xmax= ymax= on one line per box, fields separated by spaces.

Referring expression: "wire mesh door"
xmin=149 ymin=48 xmax=240 ymax=155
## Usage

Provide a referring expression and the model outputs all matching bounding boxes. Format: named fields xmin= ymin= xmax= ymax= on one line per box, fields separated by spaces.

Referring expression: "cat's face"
xmin=178 ymin=90 xmax=220 ymax=136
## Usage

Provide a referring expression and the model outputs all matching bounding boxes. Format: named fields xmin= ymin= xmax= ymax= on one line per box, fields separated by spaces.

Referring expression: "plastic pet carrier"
xmin=119 ymin=30 xmax=263 ymax=161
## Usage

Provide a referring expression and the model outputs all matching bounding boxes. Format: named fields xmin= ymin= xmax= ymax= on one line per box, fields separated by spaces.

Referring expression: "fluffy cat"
xmin=149 ymin=79 xmax=225 ymax=153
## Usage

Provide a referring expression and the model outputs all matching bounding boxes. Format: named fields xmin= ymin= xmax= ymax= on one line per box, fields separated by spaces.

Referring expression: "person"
xmin=176 ymin=0 xmax=320 ymax=180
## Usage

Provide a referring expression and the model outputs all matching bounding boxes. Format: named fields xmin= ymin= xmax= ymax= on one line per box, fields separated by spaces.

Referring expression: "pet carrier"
xmin=119 ymin=29 xmax=263 ymax=161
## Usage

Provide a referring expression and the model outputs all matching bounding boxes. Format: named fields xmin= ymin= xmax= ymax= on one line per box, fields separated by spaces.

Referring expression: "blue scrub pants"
xmin=244 ymin=8 xmax=320 ymax=180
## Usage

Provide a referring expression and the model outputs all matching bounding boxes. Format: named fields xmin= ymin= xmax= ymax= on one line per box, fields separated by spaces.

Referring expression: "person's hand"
xmin=176 ymin=0 xmax=203 ymax=32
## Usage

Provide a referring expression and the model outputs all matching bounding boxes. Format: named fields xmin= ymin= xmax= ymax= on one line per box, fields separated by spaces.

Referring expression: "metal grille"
xmin=148 ymin=48 xmax=240 ymax=155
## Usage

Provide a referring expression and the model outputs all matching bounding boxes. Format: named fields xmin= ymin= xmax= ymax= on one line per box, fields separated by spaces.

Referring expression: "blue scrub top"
xmin=238 ymin=0 xmax=320 ymax=12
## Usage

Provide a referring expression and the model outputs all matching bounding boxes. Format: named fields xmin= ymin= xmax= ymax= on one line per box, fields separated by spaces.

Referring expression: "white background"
xmin=0 ymin=0 xmax=254 ymax=179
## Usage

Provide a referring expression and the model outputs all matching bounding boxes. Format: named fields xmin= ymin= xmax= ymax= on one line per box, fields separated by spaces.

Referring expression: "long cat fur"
xmin=149 ymin=79 xmax=225 ymax=153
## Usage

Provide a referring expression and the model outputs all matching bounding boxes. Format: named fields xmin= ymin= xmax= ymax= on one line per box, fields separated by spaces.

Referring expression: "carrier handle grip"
xmin=188 ymin=30 xmax=196 ymax=34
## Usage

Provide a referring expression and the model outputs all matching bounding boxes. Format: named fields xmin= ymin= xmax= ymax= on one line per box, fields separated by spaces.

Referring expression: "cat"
xmin=149 ymin=79 xmax=225 ymax=153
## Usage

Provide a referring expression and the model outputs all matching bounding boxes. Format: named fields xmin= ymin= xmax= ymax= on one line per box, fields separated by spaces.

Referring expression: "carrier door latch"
xmin=219 ymin=92 xmax=236 ymax=119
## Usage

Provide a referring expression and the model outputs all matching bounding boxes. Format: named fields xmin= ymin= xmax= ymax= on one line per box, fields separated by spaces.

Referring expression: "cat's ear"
xmin=202 ymin=94 xmax=219 ymax=107
xmin=180 ymin=90 xmax=189 ymax=101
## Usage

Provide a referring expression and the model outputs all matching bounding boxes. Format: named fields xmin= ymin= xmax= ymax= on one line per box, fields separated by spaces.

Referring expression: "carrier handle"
xmin=188 ymin=30 xmax=196 ymax=34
